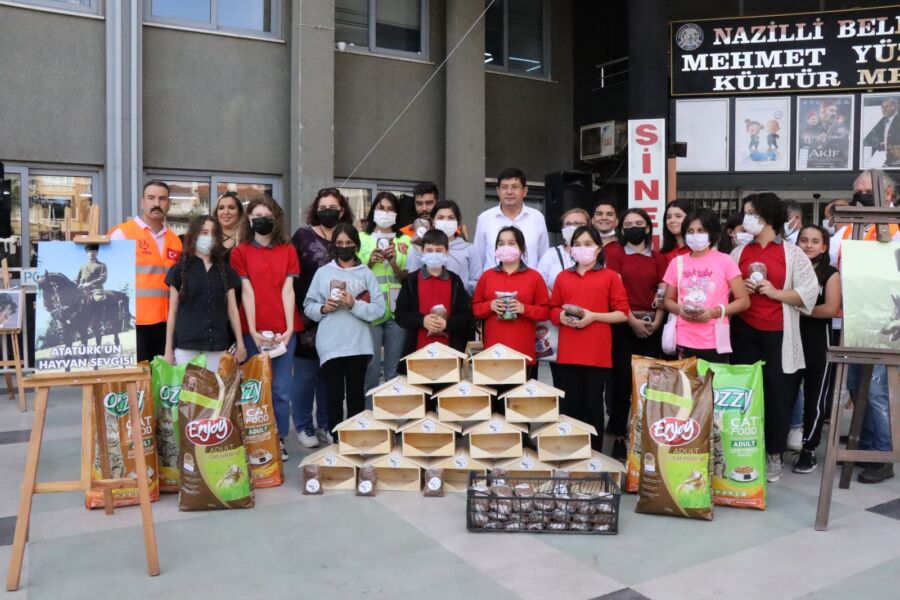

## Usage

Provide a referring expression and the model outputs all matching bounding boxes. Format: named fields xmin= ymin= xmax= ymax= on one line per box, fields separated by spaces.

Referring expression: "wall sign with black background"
xmin=671 ymin=5 xmax=900 ymax=96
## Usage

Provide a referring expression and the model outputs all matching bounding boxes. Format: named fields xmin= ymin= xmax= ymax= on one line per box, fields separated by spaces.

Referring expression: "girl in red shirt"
xmin=472 ymin=226 xmax=549 ymax=378
xmin=550 ymin=226 xmax=629 ymax=451
xmin=661 ymin=199 xmax=692 ymax=263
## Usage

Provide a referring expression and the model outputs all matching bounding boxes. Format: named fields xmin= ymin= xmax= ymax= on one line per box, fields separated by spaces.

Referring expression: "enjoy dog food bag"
xmin=234 ymin=354 xmax=284 ymax=488
xmin=86 ymin=368 xmax=160 ymax=509
xmin=626 ymin=356 xmax=698 ymax=492
xmin=698 ymin=360 xmax=767 ymax=510
xmin=178 ymin=364 xmax=253 ymax=511
xmin=151 ymin=354 xmax=205 ymax=492
xmin=636 ymin=363 xmax=713 ymax=520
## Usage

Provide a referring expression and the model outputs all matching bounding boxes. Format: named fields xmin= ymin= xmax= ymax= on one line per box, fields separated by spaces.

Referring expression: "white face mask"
xmin=735 ymin=231 xmax=754 ymax=246
xmin=434 ymin=220 xmax=457 ymax=238
xmin=196 ymin=234 xmax=214 ymax=255
xmin=561 ymin=225 xmax=578 ymax=246
xmin=373 ymin=210 xmax=396 ymax=228
xmin=742 ymin=213 xmax=764 ymax=236
xmin=685 ymin=232 xmax=710 ymax=251
xmin=598 ymin=228 xmax=617 ymax=238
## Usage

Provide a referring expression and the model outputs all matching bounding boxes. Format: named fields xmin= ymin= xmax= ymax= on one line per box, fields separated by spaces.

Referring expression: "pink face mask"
xmin=570 ymin=246 xmax=597 ymax=265
xmin=494 ymin=245 xmax=521 ymax=264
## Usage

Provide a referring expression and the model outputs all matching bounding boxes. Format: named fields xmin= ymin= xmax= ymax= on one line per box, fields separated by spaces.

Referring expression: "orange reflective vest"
xmin=110 ymin=219 xmax=182 ymax=325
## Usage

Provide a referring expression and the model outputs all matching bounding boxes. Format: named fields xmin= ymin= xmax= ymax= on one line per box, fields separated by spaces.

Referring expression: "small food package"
xmin=747 ymin=262 xmax=767 ymax=285
xmin=496 ymin=291 xmax=518 ymax=321
xmin=329 ymin=279 xmax=347 ymax=303
xmin=423 ymin=467 xmax=445 ymax=497
xmin=357 ymin=465 xmax=378 ymax=497
xmin=413 ymin=218 xmax=431 ymax=241
xmin=427 ymin=304 xmax=448 ymax=337
xmin=562 ymin=304 xmax=585 ymax=320
xmin=302 ymin=464 xmax=323 ymax=495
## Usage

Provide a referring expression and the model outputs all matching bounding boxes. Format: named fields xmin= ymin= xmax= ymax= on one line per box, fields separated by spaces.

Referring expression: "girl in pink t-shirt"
xmin=663 ymin=209 xmax=751 ymax=362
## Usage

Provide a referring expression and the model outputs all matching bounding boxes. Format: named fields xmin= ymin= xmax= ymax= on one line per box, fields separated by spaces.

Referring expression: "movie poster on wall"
xmin=859 ymin=92 xmax=900 ymax=170
xmin=34 ymin=241 xmax=137 ymax=373
xmin=841 ymin=240 xmax=900 ymax=351
xmin=796 ymin=95 xmax=854 ymax=171
xmin=734 ymin=97 xmax=790 ymax=171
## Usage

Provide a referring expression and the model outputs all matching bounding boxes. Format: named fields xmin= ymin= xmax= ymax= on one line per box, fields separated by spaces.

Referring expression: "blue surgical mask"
xmin=422 ymin=252 xmax=447 ymax=269
xmin=196 ymin=234 xmax=214 ymax=255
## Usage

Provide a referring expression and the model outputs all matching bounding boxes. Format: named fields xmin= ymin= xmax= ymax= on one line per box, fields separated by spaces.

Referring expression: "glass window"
xmin=146 ymin=0 xmax=277 ymax=37
xmin=336 ymin=0 xmax=426 ymax=57
xmin=338 ymin=186 xmax=373 ymax=231
xmin=0 ymin=173 xmax=23 ymax=269
xmin=161 ymin=180 xmax=211 ymax=236
xmin=28 ymin=174 xmax=94 ymax=260
xmin=485 ymin=0 xmax=549 ymax=78
xmin=215 ymin=182 xmax=273 ymax=207
xmin=12 ymin=0 xmax=100 ymax=15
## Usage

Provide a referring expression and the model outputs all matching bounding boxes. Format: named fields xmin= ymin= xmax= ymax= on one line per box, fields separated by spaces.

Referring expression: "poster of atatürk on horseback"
xmin=35 ymin=241 xmax=137 ymax=373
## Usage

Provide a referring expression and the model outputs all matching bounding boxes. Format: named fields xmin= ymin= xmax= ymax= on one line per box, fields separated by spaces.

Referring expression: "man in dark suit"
xmin=863 ymin=97 xmax=900 ymax=167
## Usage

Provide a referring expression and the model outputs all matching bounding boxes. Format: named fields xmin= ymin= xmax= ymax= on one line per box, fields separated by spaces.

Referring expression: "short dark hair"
xmin=330 ymin=222 xmax=361 ymax=257
xmin=743 ymin=192 xmax=788 ymax=233
xmin=570 ymin=225 xmax=606 ymax=267
xmin=661 ymin=199 xmax=693 ymax=253
xmin=365 ymin=192 xmax=400 ymax=234
xmin=85 ymin=244 xmax=100 ymax=252
xmin=682 ymin=208 xmax=722 ymax=248
xmin=430 ymin=199 xmax=462 ymax=222
xmin=306 ymin=188 xmax=355 ymax=227
xmin=592 ymin=200 xmax=618 ymax=216
xmin=421 ymin=228 xmax=449 ymax=249
xmin=496 ymin=167 xmax=526 ymax=187
xmin=618 ymin=208 xmax=654 ymax=244
xmin=495 ymin=225 xmax=527 ymax=261
xmin=413 ymin=181 xmax=439 ymax=198
xmin=143 ymin=180 xmax=170 ymax=195
xmin=718 ymin=210 xmax=745 ymax=254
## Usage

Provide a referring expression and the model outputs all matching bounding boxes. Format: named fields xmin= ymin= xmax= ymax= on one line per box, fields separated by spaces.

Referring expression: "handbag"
xmin=660 ymin=256 xmax=682 ymax=355
xmin=714 ymin=304 xmax=733 ymax=354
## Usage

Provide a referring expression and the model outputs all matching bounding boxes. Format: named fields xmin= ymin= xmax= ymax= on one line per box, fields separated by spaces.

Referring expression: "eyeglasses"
xmin=498 ymin=184 xmax=524 ymax=192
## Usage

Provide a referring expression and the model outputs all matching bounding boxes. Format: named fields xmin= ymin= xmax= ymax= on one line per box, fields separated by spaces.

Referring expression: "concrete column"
xmin=444 ymin=0 xmax=486 ymax=234
xmin=290 ymin=0 xmax=335 ymax=231
xmin=627 ymin=0 xmax=668 ymax=119
xmin=105 ymin=0 xmax=142 ymax=228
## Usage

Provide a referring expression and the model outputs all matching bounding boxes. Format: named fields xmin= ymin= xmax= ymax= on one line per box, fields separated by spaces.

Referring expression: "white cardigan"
xmin=731 ymin=240 xmax=819 ymax=374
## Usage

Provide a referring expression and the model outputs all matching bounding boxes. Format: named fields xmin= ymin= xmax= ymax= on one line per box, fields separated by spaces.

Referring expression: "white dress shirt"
xmin=109 ymin=216 xmax=172 ymax=254
xmin=473 ymin=204 xmax=549 ymax=273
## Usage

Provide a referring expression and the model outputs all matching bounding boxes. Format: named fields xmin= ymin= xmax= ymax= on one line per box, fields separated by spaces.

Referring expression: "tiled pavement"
xmin=0 ymin=382 xmax=898 ymax=600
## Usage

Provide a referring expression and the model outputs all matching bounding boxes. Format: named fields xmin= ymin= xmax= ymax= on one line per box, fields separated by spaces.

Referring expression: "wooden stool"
xmin=6 ymin=368 xmax=160 ymax=591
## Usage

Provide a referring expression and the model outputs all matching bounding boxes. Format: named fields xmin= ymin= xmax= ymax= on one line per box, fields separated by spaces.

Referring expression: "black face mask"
xmin=318 ymin=208 xmax=340 ymax=228
xmin=334 ymin=245 xmax=357 ymax=262
xmin=623 ymin=226 xmax=648 ymax=245
xmin=852 ymin=192 xmax=874 ymax=207
xmin=250 ymin=217 xmax=275 ymax=236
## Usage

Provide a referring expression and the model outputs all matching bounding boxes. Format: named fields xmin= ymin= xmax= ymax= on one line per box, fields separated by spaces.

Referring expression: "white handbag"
xmin=660 ymin=256 xmax=682 ymax=355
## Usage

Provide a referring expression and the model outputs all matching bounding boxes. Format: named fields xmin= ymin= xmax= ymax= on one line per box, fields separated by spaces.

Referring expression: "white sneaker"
xmin=315 ymin=428 xmax=333 ymax=445
xmin=766 ymin=453 xmax=783 ymax=482
xmin=786 ymin=426 xmax=803 ymax=452
xmin=296 ymin=430 xmax=319 ymax=448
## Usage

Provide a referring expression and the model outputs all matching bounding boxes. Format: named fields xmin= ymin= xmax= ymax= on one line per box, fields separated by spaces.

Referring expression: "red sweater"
xmin=605 ymin=247 xmax=668 ymax=311
xmin=472 ymin=265 xmax=550 ymax=364
xmin=550 ymin=266 xmax=630 ymax=368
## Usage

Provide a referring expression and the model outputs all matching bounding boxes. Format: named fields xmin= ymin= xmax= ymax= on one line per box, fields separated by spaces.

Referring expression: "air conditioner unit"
xmin=580 ymin=121 xmax=625 ymax=162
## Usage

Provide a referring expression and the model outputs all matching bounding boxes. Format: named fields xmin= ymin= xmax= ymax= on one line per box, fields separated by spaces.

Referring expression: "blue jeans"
xmin=364 ymin=319 xmax=407 ymax=408
xmin=790 ymin=390 xmax=804 ymax=429
xmin=243 ymin=333 xmax=297 ymax=439
xmin=291 ymin=356 xmax=329 ymax=435
xmin=859 ymin=365 xmax=892 ymax=452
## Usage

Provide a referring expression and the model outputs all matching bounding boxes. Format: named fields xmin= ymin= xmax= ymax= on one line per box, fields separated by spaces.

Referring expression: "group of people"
xmin=106 ymin=166 xmax=897 ymax=486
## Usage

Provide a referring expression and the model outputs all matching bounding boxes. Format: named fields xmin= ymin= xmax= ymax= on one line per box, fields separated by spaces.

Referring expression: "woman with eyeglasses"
xmin=230 ymin=196 xmax=303 ymax=462
xmin=215 ymin=191 xmax=244 ymax=256
xmin=304 ymin=222 xmax=385 ymax=429
xmin=290 ymin=188 xmax=356 ymax=449
xmin=358 ymin=192 xmax=412 ymax=399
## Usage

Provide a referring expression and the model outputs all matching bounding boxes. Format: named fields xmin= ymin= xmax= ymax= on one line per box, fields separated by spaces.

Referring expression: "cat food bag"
xmin=423 ymin=467 xmax=445 ymax=497
xmin=699 ymin=360 xmax=767 ymax=510
xmin=178 ymin=364 xmax=253 ymax=511
xmin=626 ymin=356 xmax=698 ymax=492
xmin=86 ymin=366 xmax=160 ymax=509
xmin=636 ymin=363 xmax=713 ymax=520
xmin=151 ymin=354 xmax=205 ymax=492
xmin=357 ymin=465 xmax=378 ymax=497
xmin=236 ymin=354 xmax=284 ymax=488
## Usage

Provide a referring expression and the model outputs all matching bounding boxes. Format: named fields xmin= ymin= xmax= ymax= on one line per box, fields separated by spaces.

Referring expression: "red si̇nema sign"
xmin=671 ymin=5 xmax=900 ymax=96
xmin=627 ymin=119 xmax=665 ymax=240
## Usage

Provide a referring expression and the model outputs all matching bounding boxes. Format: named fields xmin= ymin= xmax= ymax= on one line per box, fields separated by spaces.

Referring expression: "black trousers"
xmin=677 ymin=346 xmax=729 ymax=363
xmin=322 ymin=355 xmax=370 ymax=427
xmin=791 ymin=324 xmax=832 ymax=452
xmin=730 ymin=317 xmax=799 ymax=456
xmin=136 ymin=322 xmax=167 ymax=363
xmin=607 ymin=323 xmax=662 ymax=437
xmin=556 ymin=363 xmax=609 ymax=452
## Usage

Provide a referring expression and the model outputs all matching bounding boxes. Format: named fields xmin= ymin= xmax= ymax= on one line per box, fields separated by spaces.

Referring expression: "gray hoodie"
xmin=304 ymin=260 xmax=385 ymax=365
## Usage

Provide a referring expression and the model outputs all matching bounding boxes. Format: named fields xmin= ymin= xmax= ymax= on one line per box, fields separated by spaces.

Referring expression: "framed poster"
xmin=675 ymin=98 xmax=729 ymax=172
xmin=0 ymin=289 xmax=23 ymax=331
xmin=796 ymin=95 xmax=854 ymax=171
xmin=841 ymin=240 xmax=900 ymax=351
xmin=734 ymin=97 xmax=790 ymax=171
xmin=35 ymin=241 xmax=137 ymax=373
xmin=859 ymin=92 xmax=900 ymax=170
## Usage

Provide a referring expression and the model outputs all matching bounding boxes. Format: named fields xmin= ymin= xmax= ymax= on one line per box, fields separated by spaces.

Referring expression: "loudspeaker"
xmin=671 ymin=142 xmax=688 ymax=158
xmin=544 ymin=171 xmax=593 ymax=233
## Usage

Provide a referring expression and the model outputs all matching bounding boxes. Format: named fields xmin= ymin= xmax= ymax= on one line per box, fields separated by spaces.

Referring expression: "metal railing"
xmin=593 ymin=56 xmax=629 ymax=91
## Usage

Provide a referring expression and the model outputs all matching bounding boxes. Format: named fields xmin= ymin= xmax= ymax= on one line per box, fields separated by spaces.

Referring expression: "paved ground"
xmin=1 ymin=380 xmax=898 ymax=600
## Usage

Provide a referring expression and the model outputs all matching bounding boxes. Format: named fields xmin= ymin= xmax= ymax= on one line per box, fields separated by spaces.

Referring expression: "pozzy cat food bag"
xmin=86 ymin=371 xmax=160 ymax=509
xmin=626 ymin=356 xmax=698 ymax=492
xmin=151 ymin=354 xmax=205 ymax=492
xmin=699 ymin=360 xmax=767 ymax=510
xmin=636 ymin=363 xmax=713 ymax=520
xmin=236 ymin=354 xmax=284 ymax=488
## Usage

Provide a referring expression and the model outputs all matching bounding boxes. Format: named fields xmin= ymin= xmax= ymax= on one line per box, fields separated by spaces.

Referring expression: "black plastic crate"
xmin=466 ymin=472 xmax=620 ymax=534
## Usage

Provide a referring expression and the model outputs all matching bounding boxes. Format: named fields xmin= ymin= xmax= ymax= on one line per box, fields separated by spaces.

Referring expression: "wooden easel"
xmin=6 ymin=205 xmax=159 ymax=590
xmin=0 ymin=258 xmax=26 ymax=411
xmin=815 ymin=200 xmax=900 ymax=531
